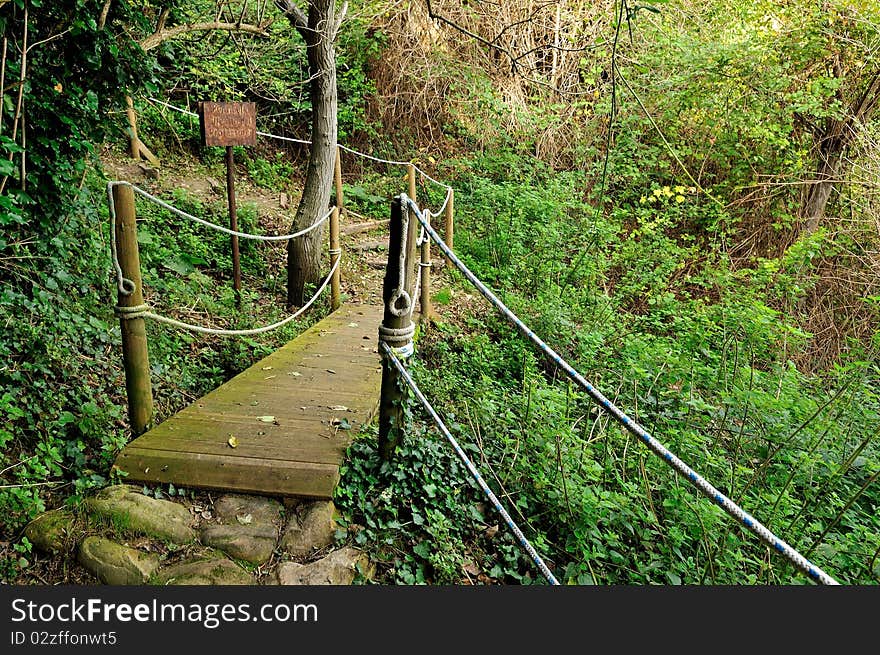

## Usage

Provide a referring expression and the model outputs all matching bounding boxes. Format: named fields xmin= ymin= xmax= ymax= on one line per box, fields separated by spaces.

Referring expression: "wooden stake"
xmin=408 ymin=163 xmax=417 ymax=204
xmin=445 ymin=188 xmax=454 ymax=267
xmin=113 ymin=184 xmax=154 ymax=436
xmin=330 ymin=205 xmax=340 ymax=310
xmin=378 ymin=196 xmax=419 ymax=460
xmin=332 ymin=146 xmax=343 ymax=310
xmin=420 ymin=213 xmax=433 ymax=322
xmin=334 ymin=146 xmax=344 ymax=218
xmin=126 ymin=95 xmax=139 ymax=159
xmin=226 ymin=145 xmax=242 ymax=301
xmin=124 ymin=95 xmax=159 ymax=166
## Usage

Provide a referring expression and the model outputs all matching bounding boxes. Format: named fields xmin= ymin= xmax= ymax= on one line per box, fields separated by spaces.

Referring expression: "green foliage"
xmin=336 ymin=421 xmax=544 ymax=585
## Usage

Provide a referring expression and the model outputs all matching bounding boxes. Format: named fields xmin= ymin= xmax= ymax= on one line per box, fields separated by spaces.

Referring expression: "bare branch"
xmin=425 ymin=0 xmax=517 ymax=73
xmin=139 ymin=20 xmax=270 ymax=51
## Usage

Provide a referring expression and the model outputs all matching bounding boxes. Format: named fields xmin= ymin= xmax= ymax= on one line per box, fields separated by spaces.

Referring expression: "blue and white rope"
xmin=402 ymin=194 xmax=839 ymax=586
xmin=380 ymin=341 xmax=560 ymax=586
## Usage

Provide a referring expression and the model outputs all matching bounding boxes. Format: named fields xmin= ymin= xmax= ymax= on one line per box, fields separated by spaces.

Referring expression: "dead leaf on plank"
xmin=264 ymin=375 xmax=276 ymax=380
xmin=256 ymin=416 xmax=275 ymax=423
xmin=329 ymin=405 xmax=349 ymax=412
xmin=288 ymin=371 xmax=302 ymax=377
xmin=348 ymin=322 xmax=359 ymax=328
xmin=326 ymin=369 xmax=337 ymax=374
xmin=261 ymin=366 xmax=273 ymax=371
xmin=227 ymin=436 xmax=238 ymax=448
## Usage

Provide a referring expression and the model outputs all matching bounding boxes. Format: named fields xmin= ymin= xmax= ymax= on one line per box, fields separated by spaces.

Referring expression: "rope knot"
xmin=114 ymin=303 xmax=150 ymax=320
xmin=378 ymin=323 xmax=415 ymax=359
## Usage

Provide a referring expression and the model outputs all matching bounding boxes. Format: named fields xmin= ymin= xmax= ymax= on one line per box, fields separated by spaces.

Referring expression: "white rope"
xmin=109 ymin=181 xmax=332 ymax=242
xmin=144 ymin=98 xmax=454 ymax=191
xmin=115 ymin=257 xmax=339 ymax=336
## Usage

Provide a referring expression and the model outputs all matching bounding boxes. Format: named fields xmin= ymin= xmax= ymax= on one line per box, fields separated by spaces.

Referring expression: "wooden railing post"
xmin=407 ymin=163 xmax=417 ymax=205
xmin=113 ymin=184 xmax=154 ymax=436
xmin=330 ymin=146 xmax=344 ymax=311
xmin=419 ymin=211 xmax=433 ymax=322
xmin=330 ymin=205 xmax=341 ymax=310
xmin=444 ymin=188 xmax=454 ymax=267
xmin=378 ymin=196 xmax=419 ymax=460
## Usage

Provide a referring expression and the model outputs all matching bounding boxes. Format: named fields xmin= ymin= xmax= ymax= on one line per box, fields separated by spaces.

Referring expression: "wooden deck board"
xmin=112 ymin=303 xmax=384 ymax=499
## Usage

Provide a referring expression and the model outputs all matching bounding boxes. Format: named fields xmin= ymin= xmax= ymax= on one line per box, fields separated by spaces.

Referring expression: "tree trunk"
xmin=800 ymin=70 xmax=880 ymax=233
xmin=286 ymin=0 xmax=338 ymax=307
xmin=801 ymin=135 xmax=843 ymax=233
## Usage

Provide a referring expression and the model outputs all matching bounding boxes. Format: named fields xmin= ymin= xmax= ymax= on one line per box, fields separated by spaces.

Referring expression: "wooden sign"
xmin=199 ymin=101 xmax=257 ymax=147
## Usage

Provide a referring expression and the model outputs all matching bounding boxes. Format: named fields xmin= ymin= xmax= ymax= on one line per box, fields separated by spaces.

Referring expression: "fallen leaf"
xmin=236 ymin=513 xmax=253 ymax=525
xmin=200 ymin=510 xmax=213 ymax=520
xmin=348 ymin=322 xmax=359 ymax=327
xmin=331 ymin=417 xmax=352 ymax=430
xmin=484 ymin=524 xmax=499 ymax=539
xmin=462 ymin=562 xmax=481 ymax=577
xmin=329 ymin=405 xmax=349 ymax=412
xmin=326 ymin=369 xmax=337 ymax=374
xmin=261 ymin=366 xmax=273 ymax=371
xmin=256 ymin=416 xmax=275 ymax=423
xmin=227 ymin=436 xmax=238 ymax=448
xmin=264 ymin=375 xmax=276 ymax=380
xmin=288 ymin=371 xmax=302 ymax=377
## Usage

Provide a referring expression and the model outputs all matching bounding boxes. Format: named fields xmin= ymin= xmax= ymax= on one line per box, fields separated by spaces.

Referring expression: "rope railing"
xmin=380 ymin=341 xmax=560 ymax=585
xmin=107 ymin=181 xmax=338 ymax=335
xmin=400 ymin=193 xmax=839 ymax=586
xmin=114 ymin=258 xmax=339 ymax=336
xmin=145 ymin=97 xmax=453 ymax=193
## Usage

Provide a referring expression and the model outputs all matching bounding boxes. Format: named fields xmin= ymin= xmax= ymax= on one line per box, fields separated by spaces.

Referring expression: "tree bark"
xmin=280 ymin=0 xmax=338 ymax=307
xmin=801 ymin=70 xmax=880 ymax=232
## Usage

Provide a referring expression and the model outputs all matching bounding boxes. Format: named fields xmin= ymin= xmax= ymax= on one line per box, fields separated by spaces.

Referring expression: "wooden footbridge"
xmin=113 ymin=304 xmax=384 ymax=498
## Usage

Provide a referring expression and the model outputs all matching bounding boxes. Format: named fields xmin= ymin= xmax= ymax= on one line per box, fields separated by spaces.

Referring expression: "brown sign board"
xmin=199 ymin=101 xmax=257 ymax=147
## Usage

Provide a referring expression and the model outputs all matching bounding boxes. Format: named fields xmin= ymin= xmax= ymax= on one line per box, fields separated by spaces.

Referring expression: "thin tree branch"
xmin=139 ymin=20 xmax=270 ymax=51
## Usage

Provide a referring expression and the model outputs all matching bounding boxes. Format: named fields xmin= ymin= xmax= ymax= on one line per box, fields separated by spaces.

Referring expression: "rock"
xmin=207 ymin=176 xmax=223 ymax=194
xmin=84 ymin=485 xmax=195 ymax=544
xmin=280 ymin=501 xmax=337 ymax=558
xmin=23 ymin=509 xmax=77 ymax=554
xmin=137 ymin=163 xmax=159 ymax=180
xmin=212 ymin=494 xmax=283 ymax=527
xmin=200 ymin=523 xmax=277 ymax=565
xmin=77 ymin=536 xmax=160 ymax=585
xmin=276 ymin=547 xmax=371 ymax=585
xmin=154 ymin=558 xmax=254 ymax=585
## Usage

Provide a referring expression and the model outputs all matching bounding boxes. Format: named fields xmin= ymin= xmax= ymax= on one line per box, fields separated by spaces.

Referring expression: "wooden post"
xmin=419 ymin=212 xmax=433 ymax=322
xmin=378 ymin=196 xmax=419 ymax=460
xmin=444 ymin=188 xmax=454 ymax=267
xmin=331 ymin=146 xmax=343 ymax=311
xmin=334 ymin=146 xmax=344 ymax=218
xmin=330 ymin=205 xmax=341 ymax=310
xmin=407 ymin=163 xmax=417 ymax=205
xmin=113 ymin=184 xmax=154 ymax=436
xmin=226 ymin=145 xmax=242 ymax=301
xmin=124 ymin=95 xmax=159 ymax=166
xmin=125 ymin=96 xmax=139 ymax=160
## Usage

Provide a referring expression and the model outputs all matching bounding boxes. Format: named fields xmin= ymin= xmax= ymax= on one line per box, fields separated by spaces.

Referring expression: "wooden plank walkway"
xmin=112 ymin=303 xmax=384 ymax=499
